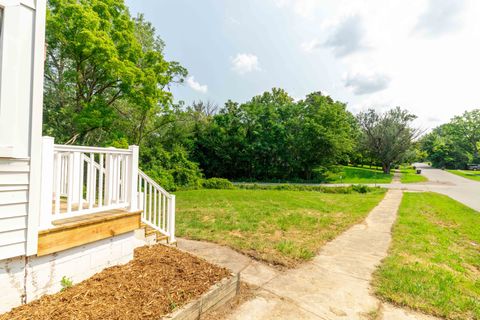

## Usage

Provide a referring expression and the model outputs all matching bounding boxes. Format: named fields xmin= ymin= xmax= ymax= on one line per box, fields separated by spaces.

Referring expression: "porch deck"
xmin=37 ymin=139 xmax=176 ymax=256
xmin=51 ymin=207 xmax=137 ymax=228
xmin=38 ymin=208 xmax=142 ymax=256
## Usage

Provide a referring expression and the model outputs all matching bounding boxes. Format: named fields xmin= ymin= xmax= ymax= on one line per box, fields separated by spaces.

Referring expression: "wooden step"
xmin=141 ymin=223 xmax=169 ymax=243
xmin=39 ymin=210 xmax=141 ymax=256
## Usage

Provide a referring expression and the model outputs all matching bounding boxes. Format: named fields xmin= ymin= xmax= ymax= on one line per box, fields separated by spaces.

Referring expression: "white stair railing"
xmin=39 ymin=136 xmax=175 ymax=243
xmin=138 ymin=169 xmax=176 ymax=243
xmin=39 ymin=137 xmax=139 ymax=228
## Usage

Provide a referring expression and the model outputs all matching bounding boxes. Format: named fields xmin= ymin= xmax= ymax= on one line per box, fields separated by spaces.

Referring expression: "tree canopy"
xmin=421 ymin=110 xmax=480 ymax=169
xmin=192 ymin=89 xmax=356 ymax=180
xmin=44 ymin=0 xmax=186 ymax=146
xmin=357 ymin=107 xmax=419 ymax=173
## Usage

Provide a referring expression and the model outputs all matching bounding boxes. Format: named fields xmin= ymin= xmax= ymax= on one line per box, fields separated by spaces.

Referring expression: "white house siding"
xmin=0 ymin=231 xmax=141 ymax=314
xmin=0 ymin=0 xmax=46 ymax=260
xmin=0 ymin=2 xmax=35 ymax=158
xmin=0 ymin=159 xmax=30 ymax=260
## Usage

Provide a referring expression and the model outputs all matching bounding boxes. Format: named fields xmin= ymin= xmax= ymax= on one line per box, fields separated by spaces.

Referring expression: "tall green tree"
xmin=193 ymin=89 xmax=356 ymax=180
xmin=43 ymin=0 xmax=186 ymax=146
xmin=420 ymin=124 xmax=470 ymax=169
xmin=357 ymin=107 xmax=419 ymax=174
xmin=450 ymin=110 xmax=480 ymax=161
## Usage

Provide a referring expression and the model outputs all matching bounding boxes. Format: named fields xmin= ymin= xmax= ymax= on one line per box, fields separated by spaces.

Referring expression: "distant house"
xmin=0 ymin=0 xmax=175 ymax=313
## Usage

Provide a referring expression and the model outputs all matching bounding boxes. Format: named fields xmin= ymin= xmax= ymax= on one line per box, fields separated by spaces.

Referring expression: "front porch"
xmin=37 ymin=136 xmax=176 ymax=255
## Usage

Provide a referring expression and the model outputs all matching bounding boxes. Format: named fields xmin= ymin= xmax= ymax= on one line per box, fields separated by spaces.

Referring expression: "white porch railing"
xmin=39 ymin=136 xmax=176 ymax=243
xmin=138 ymin=170 xmax=175 ymax=243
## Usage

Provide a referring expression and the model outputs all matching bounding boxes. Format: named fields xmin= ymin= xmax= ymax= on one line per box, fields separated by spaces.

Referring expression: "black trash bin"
xmin=416 ymin=169 xmax=422 ymax=174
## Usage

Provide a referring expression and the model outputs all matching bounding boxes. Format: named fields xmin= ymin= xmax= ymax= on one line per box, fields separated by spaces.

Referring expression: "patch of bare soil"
xmin=202 ymin=282 xmax=254 ymax=320
xmin=1 ymin=244 xmax=230 ymax=320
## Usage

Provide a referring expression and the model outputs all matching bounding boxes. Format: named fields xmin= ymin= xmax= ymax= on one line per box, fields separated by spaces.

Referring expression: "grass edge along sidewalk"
xmin=372 ymin=192 xmax=480 ymax=320
xmin=176 ymin=187 xmax=386 ymax=268
xmin=448 ymin=169 xmax=480 ymax=182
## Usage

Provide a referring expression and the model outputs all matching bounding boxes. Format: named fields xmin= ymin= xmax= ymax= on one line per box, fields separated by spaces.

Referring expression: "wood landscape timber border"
xmin=164 ymin=273 xmax=240 ymax=320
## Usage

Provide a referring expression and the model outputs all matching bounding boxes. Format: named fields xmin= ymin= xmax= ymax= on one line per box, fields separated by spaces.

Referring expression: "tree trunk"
xmin=382 ymin=163 xmax=391 ymax=174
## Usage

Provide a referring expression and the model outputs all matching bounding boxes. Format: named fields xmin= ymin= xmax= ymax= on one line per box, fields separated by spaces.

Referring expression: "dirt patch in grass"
xmin=1 ymin=244 xmax=230 ymax=320
xmin=202 ymin=282 xmax=254 ymax=320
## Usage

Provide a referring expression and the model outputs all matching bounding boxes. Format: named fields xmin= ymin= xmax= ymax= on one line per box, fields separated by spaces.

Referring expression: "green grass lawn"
xmin=372 ymin=192 xmax=480 ymax=319
xmin=448 ymin=169 xmax=480 ymax=182
xmin=399 ymin=166 xmax=428 ymax=183
xmin=176 ymin=188 xmax=386 ymax=267
xmin=327 ymin=166 xmax=393 ymax=184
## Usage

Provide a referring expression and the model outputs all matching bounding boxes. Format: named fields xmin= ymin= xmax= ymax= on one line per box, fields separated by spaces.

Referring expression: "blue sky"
xmin=125 ymin=0 xmax=480 ymax=130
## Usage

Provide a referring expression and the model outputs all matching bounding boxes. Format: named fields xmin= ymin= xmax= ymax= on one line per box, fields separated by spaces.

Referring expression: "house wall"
xmin=0 ymin=231 xmax=142 ymax=314
xmin=0 ymin=0 xmax=46 ymax=259
xmin=0 ymin=159 xmax=30 ymax=260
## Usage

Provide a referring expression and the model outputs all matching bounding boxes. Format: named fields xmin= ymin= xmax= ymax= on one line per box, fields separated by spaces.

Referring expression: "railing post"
xmin=128 ymin=145 xmax=139 ymax=212
xmin=168 ymin=195 xmax=176 ymax=243
xmin=39 ymin=136 xmax=54 ymax=228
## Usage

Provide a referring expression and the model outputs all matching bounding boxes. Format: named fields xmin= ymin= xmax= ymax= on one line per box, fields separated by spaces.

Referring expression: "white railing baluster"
xmin=54 ymin=152 xmax=61 ymax=215
xmin=115 ymin=155 xmax=120 ymax=204
xmin=137 ymin=176 xmax=143 ymax=212
xmin=143 ymin=177 xmax=147 ymax=218
xmin=162 ymin=194 xmax=166 ymax=230
xmin=71 ymin=152 xmax=81 ymax=205
xmin=78 ymin=154 xmax=84 ymax=211
xmin=98 ymin=154 xmax=104 ymax=207
xmin=86 ymin=154 xmax=91 ymax=206
xmin=154 ymin=189 xmax=157 ymax=226
xmin=91 ymin=153 xmax=96 ymax=209
xmin=111 ymin=154 xmax=116 ymax=204
xmin=122 ymin=155 xmax=127 ymax=202
xmin=66 ymin=152 xmax=74 ymax=213
xmin=148 ymin=182 xmax=152 ymax=222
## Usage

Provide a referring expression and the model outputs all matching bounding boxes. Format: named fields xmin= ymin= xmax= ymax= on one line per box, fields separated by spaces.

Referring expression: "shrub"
xmin=352 ymin=184 xmax=369 ymax=193
xmin=202 ymin=178 xmax=234 ymax=189
xmin=236 ymin=183 xmax=380 ymax=194
xmin=140 ymin=145 xmax=203 ymax=191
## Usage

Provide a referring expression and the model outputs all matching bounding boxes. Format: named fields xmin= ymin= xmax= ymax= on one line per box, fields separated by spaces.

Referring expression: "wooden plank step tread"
xmin=46 ymin=209 xmax=143 ymax=232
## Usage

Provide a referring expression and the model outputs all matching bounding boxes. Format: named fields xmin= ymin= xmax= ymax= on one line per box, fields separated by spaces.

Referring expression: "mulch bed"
xmin=1 ymin=244 xmax=230 ymax=320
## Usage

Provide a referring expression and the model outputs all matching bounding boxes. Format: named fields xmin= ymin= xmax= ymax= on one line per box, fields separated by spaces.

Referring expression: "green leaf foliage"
xmin=192 ymin=89 xmax=357 ymax=180
xmin=201 ymin=178 xmax=235 ymax=190
xmin=421 ymin=110 xmax=480 ymax=169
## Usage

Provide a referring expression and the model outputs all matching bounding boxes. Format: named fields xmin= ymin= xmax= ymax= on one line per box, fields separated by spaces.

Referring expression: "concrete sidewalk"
xmin=178 ymin=190 xmax=437 ymax=320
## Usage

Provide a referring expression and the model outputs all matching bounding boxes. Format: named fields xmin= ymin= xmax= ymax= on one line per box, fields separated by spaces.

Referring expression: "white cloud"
xmin=231 ymin=53 xmax=260 ymax=75
xmin=186 ymin=76 xmax=208 ymax=94
xmin=271 ymin=0 xmax=319 ymax=18
xmin=415 ymin=0 xmax=466 ymax=36
xmin=324 ymin=15 xmax=367 ymax=57
xmin=344 ymin=72 xmax=391 ymax=95
xmin=301 ymin=39 xmax=321 ymax=53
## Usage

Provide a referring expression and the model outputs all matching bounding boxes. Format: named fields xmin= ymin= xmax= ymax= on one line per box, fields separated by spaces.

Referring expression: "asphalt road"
xmin=384 ymin=163 xmax=480 ymax=212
